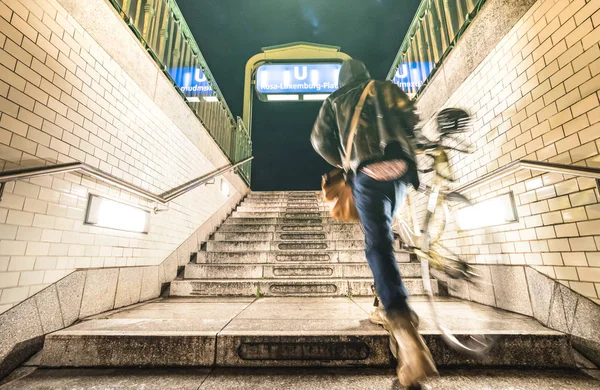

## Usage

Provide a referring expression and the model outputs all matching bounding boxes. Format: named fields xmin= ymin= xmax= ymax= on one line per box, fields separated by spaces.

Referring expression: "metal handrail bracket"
xmin=0 ymin=157 xmax=254 ymax=209
xmin=454 ymin=159 xmax=600 ymax=194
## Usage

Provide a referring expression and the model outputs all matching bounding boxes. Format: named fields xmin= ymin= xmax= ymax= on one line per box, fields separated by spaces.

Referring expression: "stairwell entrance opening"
xmin=242 ymin=43 xmax=351 ymax=191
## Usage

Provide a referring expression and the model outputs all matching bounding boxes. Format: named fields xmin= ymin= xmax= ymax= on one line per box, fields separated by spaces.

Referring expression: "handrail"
xmin=386 ymin=0 xmax=488 ymax=98
xmin=107 ymin=0 xmax=252 ymax=176
xmin=454 ymin=160 xmax=600 ymax=194
xmin=0 ymin=157 xmax=254 ymax=207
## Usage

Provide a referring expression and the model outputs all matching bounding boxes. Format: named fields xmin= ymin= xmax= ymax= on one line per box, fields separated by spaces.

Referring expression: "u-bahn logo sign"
xmin=256 ymin=63 xmax=342 ymax=95
xmin=168 ymin=67 xmax=214 ymax=96
xmin=392 ymin=62 xmax=435 ymax=94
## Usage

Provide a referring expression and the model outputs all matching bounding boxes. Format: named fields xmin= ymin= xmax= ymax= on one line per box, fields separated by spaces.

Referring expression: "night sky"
xmin=177 ymin=0 xmax=421 ymax=190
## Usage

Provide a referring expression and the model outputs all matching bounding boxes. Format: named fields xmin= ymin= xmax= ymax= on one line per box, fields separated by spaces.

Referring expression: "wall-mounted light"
xmin=204 ymin=96 xmax=219 ymax=102
xmin=85 ymin=195 xmax=150 ymax=234
xmin=303 ymin=94 xmax=331 ymax=101
xmin=220 ymin=178 xmax=230 ymax=197
xmin=186 ymin=97 xmax=201 ymax=103
xmin=457 ymin=192 xmax=518 ymax=231
xmin=267 ymin=94 xmax=299 ymax=101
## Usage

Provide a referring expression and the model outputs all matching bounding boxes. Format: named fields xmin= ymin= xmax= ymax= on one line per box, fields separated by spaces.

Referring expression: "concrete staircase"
xmin=27 ymin=192 xmax=581 ymax=373
xmin=170 ymin=191 xmax=434 ymax=298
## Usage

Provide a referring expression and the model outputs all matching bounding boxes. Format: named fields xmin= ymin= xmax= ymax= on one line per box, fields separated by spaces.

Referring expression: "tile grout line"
xmin=523 ymin=266 xmax=536 ymax=320
xmin=212 ymin=296 xmax=258 ymax=367
xmin=350 ymin=295 xmax=372 ymax=316
xmin=74 ymin=270 xmax=88 ymax=322
xmin=195 ymin=366 xmax=216 ymax=390
xmin=53 ymin=284 xmax=67 ymax=329
xmin=112 ymin=267 xmax=121 ymax=312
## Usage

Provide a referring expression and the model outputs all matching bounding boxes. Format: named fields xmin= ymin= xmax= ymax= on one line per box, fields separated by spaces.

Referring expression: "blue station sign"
xmin=256 ymin=63 xmax=342 ymax=94
xmin=392 ymin=62 xmax=435 ymax=95
xmin=168 ymin=67 xmax=214 ymax=96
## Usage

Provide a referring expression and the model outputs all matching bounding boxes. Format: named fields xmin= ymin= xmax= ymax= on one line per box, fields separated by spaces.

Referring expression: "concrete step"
xmin=206 ymin=240 xmax=396 ymax=252
xmin=184 ymin=263 xmax=421 ymax=279
xmin=246 ymin=195 xmax=322 ymax=200
xmin=247 ymin=192 xmax=320 ymax=196
xmin=250 ymin=191 xmax=320 ymax=195
xmin=168 ymin=278 xmax=434 ymax=297
xmin=223 ymin=217 xmax=338 ymax=225
xmin=243 ymin=200 xmax=322 ymax=205
xmin=6 ymin=368 xmax=598 ymax=388
xmin=195 ymin=250 xmax=412 ymax=264
xmin=244 ymin=198 xmax=323 ymax=203
xmin=213 ymin=231 xmax=365 ymax=241
xmin=37 ymin=297 xmax=576 ymax=368
xmin=232 ymin=211 xmax=331 ymax=218
xmin=217 ymin=223 xmax=363 ymax=234
xmin=238 ymin=200 xmax=328 ymax=209
xmin=240 ymin=205 xmax=326 ymax=210
xmin=236 ymin=206 xmax=330 ymax=212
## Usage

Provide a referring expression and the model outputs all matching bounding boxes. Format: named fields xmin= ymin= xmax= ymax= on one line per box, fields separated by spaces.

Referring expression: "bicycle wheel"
xmin=417 ymin=249 xmax=500 ymax=357
xmin=419 ymin=191 xmax=499 ymax=357
xmin=393 ymin=191 xmax=419 ymax=249
xmin=418 ymin=188 xmax=449 ymax=255
xmin=427 ymin=199 xmax=448 ymax=246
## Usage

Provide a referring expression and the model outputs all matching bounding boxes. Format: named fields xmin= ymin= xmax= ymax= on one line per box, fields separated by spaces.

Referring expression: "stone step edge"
xmin=208 ymin=240 xmax=373 ymax=245
xmin=173 ymin=277 xmax=423 ymax=282
xmin=195 ymin=250 xmax=414 ymax=259
xmin=197 ymin=250 xmax=413 ymax=254
xmin=211 ymin=237 xmax=367 ymax=241
xmin=38 ymin=332 xmax=573 ymax=368
xmin=207 ymin=240 xmax=375 ymax=244
xmin=186 ymin=262 xmax=418 ymax=266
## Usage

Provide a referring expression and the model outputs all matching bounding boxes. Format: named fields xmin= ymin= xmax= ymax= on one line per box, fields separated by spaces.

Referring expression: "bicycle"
xmin=373 ymin=108 xmax=499 ymax=358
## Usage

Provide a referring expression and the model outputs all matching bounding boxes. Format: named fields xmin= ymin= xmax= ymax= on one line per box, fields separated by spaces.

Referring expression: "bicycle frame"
xmin=396 ymin=142 xmax=499 ymax=356
xmin=402 ymin=148 xmax=453 ymax=252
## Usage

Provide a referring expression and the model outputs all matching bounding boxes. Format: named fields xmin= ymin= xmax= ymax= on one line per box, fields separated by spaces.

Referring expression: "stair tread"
xmin=173 ymin=277 xmax=423 ymax=282
xmin=5 ymin=368 xmax=598 ymax=389
xmin=187 ymin=263 xmax=416 ymax=266
xmin=48 ymin=297 xmax=563 ymax=336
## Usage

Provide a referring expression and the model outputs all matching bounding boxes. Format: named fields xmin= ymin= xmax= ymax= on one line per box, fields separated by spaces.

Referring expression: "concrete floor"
xmin=1 ymin=367 xmax=598 ymax=389
xmin=46 ymin=296 xmax=561 ymax=336
xmin=4 ymin=296 xmax=597 ymax=388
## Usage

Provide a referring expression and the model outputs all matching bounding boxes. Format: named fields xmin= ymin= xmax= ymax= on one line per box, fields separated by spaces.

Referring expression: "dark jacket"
xmin=311 ymin=60 xmax=420 ymax=189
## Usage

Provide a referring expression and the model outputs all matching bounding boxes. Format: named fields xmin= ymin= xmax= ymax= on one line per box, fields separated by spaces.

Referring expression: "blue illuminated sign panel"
xmin=168 ymin=67 xmax=214 ymax=96
xmin=256 ymin=63 xmax=342 ymax=94
xmin=392 ymin=62 xmax=435 ymax=94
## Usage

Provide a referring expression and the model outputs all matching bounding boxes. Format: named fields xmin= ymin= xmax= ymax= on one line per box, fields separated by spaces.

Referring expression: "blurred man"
xmin=311 ymin=59 xmax=437 ymax=388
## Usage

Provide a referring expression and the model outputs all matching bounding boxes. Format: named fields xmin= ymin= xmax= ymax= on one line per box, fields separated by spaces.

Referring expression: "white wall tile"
xmin=434 ymin=0 xmax=600 ymax=298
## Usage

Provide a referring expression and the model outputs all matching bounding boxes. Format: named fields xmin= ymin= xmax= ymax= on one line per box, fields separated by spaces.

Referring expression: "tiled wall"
xmin=416 ymin=0 xmax=600 ymax=303
xmin=0 ymin=0 xmax=249 ymax=313
xmin=434 ymin=263 xmax=600 ymax=365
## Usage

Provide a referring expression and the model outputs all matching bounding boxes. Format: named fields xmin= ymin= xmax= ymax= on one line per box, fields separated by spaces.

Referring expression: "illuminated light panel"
xmin=221 ymin=178 xmax=230 ymax=197
xmin=85 ymin=195 xmax=150 ymax=234
xmin=186 ymin=97 xmax=201 ymax=102
xmin=457 ymin=192 xmax=518 ymax=231
xmin=256 ymin=63 xmax=341 ymax=94
xmin=303 ymin=94 xmax=330 ymax=101
xmin=267 ymin=94 xmax=299 ymax=101
xmin=204 ymin=96 xmax=219 ymax=102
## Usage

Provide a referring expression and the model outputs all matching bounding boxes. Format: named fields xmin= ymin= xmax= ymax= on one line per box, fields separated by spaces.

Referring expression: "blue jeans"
xmin=352 ymin=171 xmax=410 ymax=315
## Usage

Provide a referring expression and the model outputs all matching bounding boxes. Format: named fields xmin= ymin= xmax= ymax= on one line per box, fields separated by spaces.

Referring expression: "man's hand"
xmin=361 ymin=159 xmax=408 ymax=181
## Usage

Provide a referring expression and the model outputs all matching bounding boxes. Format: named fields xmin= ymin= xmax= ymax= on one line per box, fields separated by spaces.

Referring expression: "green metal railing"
xmin=387 ymin=0 xmax=488 ymax=99
xmin=235 ymin=118 xmax=252 ymax=183
xmin=108 ymin=0 xmax=252 ymax=185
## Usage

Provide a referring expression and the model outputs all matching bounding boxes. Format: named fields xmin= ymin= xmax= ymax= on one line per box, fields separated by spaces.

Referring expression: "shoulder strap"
xmin=344 ymin=80 xmax=375 ymax=170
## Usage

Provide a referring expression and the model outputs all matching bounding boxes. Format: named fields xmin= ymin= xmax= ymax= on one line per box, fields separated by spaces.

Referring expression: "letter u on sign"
xmin=195 ymin=69 xmax=207 ymax=82
xmin=294 ymin=66 xmax=308 ymax=80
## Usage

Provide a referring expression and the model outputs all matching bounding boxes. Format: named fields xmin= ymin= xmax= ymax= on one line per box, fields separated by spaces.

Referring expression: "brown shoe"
xmin=369 ymin=305 xmax=420 ymax=328
xmin=388 ymin=313 xmax=438 ymax=388
xmin=370 ymin=305 xmax=421 ymax=361
xmin=369 ymin=305 xmax=388 ymax=326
